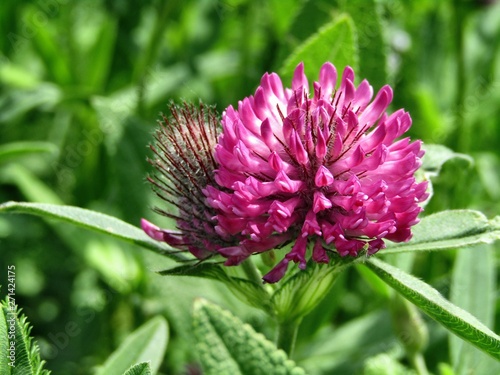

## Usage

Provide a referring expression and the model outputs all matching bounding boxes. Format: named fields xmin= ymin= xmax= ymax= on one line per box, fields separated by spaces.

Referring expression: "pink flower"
xmin=141 ymin=103 xmax=239 ymax=260
xmin=205 ymin=62 xmax=428 ymax=283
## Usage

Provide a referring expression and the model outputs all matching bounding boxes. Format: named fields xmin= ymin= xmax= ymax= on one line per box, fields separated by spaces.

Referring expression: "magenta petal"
xmin=318 ymin=62 xmax=337 ymax=98
xmin=289 ymin=130 xmax=309 ymax=165
xmin=274 ymin=170 xmax=303 ymax=193
xmin=312 ymin=239 xmax=329 ymax=263
xmin=201 ymin=61 xmax=427 ymax=282
xmin=353 ymin=79 xmax=373 ymax=110
xmin=286 ymin=236 xmax=308 ymax=269
xmin=315 ymin=126 xmax=327 ymax=159
xmin=367 ymin=239 xmax=385 ymax=255
xmin=260 ymin=118 xmax=275 ymax=149
xmin=141 ymin=219 xmax=186 ymax=247
xmin=292 ymin=62 xmax=308 ymax=92
xmin=141 ymin=218 xmax=165 ymax=241
xmin=314 ymin=165 xmax=334 ymax=187
xmin=302 ymin=210 xmax=322 ymax=236
xmin=313 ymin=191 xmax=333 ymax=213
xmin=263 ymin=258 xmax=290 ymax=283
xmin=358 ymin=85 xmax=393 ymax=126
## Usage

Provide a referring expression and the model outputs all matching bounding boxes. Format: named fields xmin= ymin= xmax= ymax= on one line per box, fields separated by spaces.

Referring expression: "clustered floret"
xmin=143 ymin=63 xmax=428 ymax=283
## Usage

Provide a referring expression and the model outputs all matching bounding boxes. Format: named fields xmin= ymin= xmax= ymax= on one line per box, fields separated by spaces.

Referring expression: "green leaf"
xmin=298 ymin=310 xmax=395 ymax=375
xmin=95 ymin=316 xmax=168 ymax=375
xmin=0 ymin=167 xmax=143 ymax=292
xmin=384 ymin=210 xmax=500 ymax=254
xmin=0 ymin=84 xmax=62 ymax=123
xmin=0 ymin=299 xmax=50 ymax=375
xmin=476 ymin=152 xmax=500 ymax=200
xmin=122 ymin=362 xmax=151 ymax=375
xmin=450 ymin=245 xmax=500 ymax=375
xmin=159 ymin=262 xmax=227 ymax=279
xmin=421 ymin=144 xmax=473 ymax=178
xmin=0 ymin=142 xmax=58 ymax=164
xmin=0 ymin=63 xmax=41 ymax=89
xmin=85 ymin=18 xmax=117 ymax=91
xmin=341 ymin=0 xmax=387 ymax=89
xmin=271 ymin=256 xmax=354 ymax=323
xmin=413 ymin=86 xmax=449 ymax=143
xmin=28 ymin=6 xmax=72 ymax=85
xmin=0 ymin=201 xmax=189 ymax=261
xmin=417 ymin=145 xmax=473 ymax=207
xmin=438 ymin=362 xmax=457 ymax=375
xmin=0 ymin=165 xmax=62 ymax=205
xmin=81 ymin=237 xmax=143 ymax=293
xmin=91 ymin=90 xmax=137 ymax=153
xmin=193 ymin=299 xmax=306 ymax=375
xmin=268 ymin=0 xmax=303 ymax=37
xmin=159 ymin=263 xmax=273 ymax=314
xmin=355 ymin=264 xmax=391 ymax=299
xmin=280 ymin=13 xmax=359 ymax=85
xmin=365 ymin=258 xmax=500 ymax=360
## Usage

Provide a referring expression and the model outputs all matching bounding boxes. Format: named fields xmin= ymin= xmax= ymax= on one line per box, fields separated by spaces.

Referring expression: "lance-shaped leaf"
xmin=0 ymin=201 xmax=189 ymax=261
xmin=384 ymin=210 xmax=500 ymax=254
xmin=193 ymin=299 xmax=306 ymax=375
xmin=450 ymin=245 xmax=500 ymax=374
xmin=0 ymin=141 xmax=58 ymax=164
xmin=95 ymin=316 xmax=168 ymax=375
xmin=365 ymin=258 xmax=500 ymax=360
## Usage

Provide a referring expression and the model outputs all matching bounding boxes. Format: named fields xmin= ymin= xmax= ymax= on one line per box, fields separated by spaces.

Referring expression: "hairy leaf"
xmin=121 ymin=362 xmax=151 ymax=375
xmin=0 ymin=201 xmax=189 ymax=261
xmin=384 ymin=210 xmax=500 ymax=254
xmin=280 ymin=14 xmax=358 ymax=84
xmin=193 ymin=299 xmax=306 ymax=375
xmin=366 ymin=258 xmax=500 ymax=360
xmin=0 ymin=299 xmax=50 ymax=375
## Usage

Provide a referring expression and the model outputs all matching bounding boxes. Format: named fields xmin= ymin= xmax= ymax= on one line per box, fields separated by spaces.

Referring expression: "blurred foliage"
xmin=0 ymin=0 xmax=499 ymax=374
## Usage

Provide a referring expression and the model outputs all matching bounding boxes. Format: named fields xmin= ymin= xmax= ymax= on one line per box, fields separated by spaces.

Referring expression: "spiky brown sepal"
xmin=142 ymin=102 xmax=238 ymax=260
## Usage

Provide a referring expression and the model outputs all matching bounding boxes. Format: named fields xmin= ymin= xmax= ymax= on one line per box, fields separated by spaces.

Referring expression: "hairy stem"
xmin=410 ymin=353 xmax=430 ymax=375
xmin=276 ymin=319 xmax=301 ymax=358
xmin=241 ymin=258 xmax=263 ymax=285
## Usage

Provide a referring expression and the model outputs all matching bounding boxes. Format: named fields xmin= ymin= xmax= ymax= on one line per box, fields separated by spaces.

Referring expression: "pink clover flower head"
xmin=205 ymin=62 xmax=429 ymax=283
xmin=141 ymin=102 xmax=238 ymax=259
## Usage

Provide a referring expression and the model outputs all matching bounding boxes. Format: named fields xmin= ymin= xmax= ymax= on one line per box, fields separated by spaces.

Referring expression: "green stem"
xmin=276 ymin=319 xmax=301 ymax=358
xmin=410 ymin=353 xmax=429 ymax=375
xmin=241 ymin=258 xmax=263 ymax=285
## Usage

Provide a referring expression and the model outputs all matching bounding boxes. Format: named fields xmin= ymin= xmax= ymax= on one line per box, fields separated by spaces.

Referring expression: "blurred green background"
xmin=1 ymin=0 xmax=499 ymax=374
